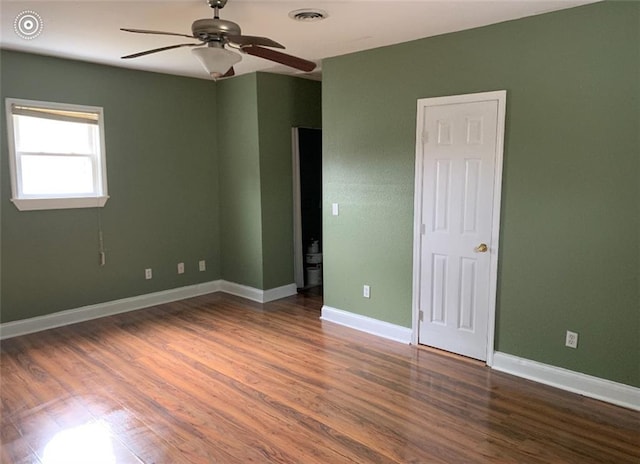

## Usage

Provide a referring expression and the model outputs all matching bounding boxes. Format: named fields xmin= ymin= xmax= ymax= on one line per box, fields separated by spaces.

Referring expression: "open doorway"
xmin=292 ymin=127 xmax=322 ymax=290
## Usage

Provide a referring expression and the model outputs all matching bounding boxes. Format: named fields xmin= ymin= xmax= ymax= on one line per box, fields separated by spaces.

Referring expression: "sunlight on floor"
xmin=42 ymin=420 xmax=116 ymax=464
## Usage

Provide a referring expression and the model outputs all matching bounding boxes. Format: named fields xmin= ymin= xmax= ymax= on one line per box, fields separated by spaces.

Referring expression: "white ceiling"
xmin=1 ymin=0 xmax=598 ymax=81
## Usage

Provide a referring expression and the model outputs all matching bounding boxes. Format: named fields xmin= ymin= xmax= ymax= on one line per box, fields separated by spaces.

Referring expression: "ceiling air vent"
xmin=288 ymin=9 xmax=328 ymax=22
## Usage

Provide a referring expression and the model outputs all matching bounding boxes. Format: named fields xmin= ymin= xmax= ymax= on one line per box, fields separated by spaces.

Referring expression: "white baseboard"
xmin=0 ymin=280 xmax=223 ymax=340
xmin=492 ymin=352 xmax=640 ymax=411
xmin=320 ymin=305 xmax=412 ymax=344
xmin=0 ymin=280 xmax=298 ymax=340
xmin=317 ymin=309 xmax=639 ymax=411
xmin=219 ymin=281 xmax=297 ymax=303
xmin=263 ymin=283 xmax=298 ymax=302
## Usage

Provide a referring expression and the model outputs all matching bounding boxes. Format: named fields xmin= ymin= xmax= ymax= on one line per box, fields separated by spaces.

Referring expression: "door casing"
xmin=411 ymin=90 xmax=507 ymax=366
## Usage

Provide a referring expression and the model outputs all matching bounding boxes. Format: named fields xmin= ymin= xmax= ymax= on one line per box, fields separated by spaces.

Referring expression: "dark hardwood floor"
xmin=1 ymin=291 xmax=638 ymax=463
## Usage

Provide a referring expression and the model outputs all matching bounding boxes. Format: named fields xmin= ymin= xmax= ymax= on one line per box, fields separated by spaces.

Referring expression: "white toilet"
xmin=305 ymin=240 xmax=322 ymax=286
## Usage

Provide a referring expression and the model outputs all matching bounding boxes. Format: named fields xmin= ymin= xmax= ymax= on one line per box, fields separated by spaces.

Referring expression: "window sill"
xmin=11 ymin=196 xmax=109 ymax=211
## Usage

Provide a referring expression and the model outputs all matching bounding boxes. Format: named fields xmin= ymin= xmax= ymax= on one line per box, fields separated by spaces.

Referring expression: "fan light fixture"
xmin=192 ymin=46 xmax=241 ymax=78
xmin=121 ymin=0 xmax=317 ymax=77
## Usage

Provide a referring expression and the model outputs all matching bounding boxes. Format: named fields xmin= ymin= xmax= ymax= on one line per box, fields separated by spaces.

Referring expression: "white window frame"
xmin=5 ymin=98 xmax=109 ymax=211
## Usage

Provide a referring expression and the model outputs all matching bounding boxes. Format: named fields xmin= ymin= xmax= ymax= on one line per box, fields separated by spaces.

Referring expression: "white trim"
xmin=321 ymin=305 xmax=412 ymax=344
xmin=292 ymin=127 xmax=304 ymax=288
xmin=411 ymin=90 xmax=507 ymax=365
xmin=485 ymin=92 xmax=507 ymax=366
xmin=218 ymin=281 xmax=264 ymax=302
xmin=0 ymin=280 xmax=299 ymax=340
xmin=0 ymin=281 xmax=222 ymax=340
xmin=218 ymin=281 xmax=298 ymax=303
xmin=492 ymin=352 xmax=640 ymax=411
xmin=264 ymin=283 xmax=298 ymax=302
xmin=12 ymin=195 xmax=109 ymax=211
xmin=411 ymin=100 xmax=425 ymax=345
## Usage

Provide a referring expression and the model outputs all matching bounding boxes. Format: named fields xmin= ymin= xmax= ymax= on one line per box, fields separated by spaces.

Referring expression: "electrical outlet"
xmin=177 ymin=262 xmax=185 ymax=274
xmin=332 ymin=203 xmax=339 ymax=216
xmin=363 ymin=285 xmax=370 ymax=298
xmin=145 ymin=268 xmax=152 ymax=280
xmin=199 ymin=260 xmax=206 ymax=272
xmin=565 ymin=330 xmax=578 ymax=349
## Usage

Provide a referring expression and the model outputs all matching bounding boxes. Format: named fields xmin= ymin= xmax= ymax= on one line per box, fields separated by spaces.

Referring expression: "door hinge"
xmin=420 ymin=224 xmax=426 ymax=235
xmin=422 ymin=131 xmax=429 ymax=144
xmin=419 ymin=310 xmax=424 ymax=322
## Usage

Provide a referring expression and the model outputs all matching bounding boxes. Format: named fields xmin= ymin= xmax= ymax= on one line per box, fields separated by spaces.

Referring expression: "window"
xmin=5 ymin=98 xmax=108 ymax=211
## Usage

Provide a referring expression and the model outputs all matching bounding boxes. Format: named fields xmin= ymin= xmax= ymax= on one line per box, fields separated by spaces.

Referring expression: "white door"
xmin=413 ymin=91 xmax=506 ymax=362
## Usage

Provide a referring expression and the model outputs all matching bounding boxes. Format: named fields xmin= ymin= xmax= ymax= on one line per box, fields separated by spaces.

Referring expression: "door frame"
xmin=411 ymin=90 xmax=507 ymax=366
xmin=292 ymin=127 xmax=305 ymax=288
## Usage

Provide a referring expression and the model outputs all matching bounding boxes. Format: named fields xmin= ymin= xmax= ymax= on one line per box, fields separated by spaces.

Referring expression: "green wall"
xmin=1 ymin=51 xmax=220 ymax=322
xmin=217 ymin=73 xmax=321 ymax=290
xmin=322 ymin=1 xmax=639 ymax=387
xmin=256 ymin=73 xmax=322 ymax=289
xmin=1 ymin=52 xmax=321 ymax=324
xmin=217 ymin=74 xmax=264 ymax=288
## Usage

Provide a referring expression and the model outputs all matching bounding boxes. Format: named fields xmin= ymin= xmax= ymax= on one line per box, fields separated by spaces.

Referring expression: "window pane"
xmin=15 ymin=115 xmax=97 ymax=155
xmin=21 ymin=155 xmax=94 ymax=195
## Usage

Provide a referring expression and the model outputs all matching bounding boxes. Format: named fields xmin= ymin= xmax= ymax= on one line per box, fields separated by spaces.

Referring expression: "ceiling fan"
xmin=121 ymin=0 xmax=316 ymax=79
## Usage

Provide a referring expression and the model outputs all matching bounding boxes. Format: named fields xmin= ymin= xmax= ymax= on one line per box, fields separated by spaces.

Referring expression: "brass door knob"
xmin=474 ymin=243 xmax=488 ymax=253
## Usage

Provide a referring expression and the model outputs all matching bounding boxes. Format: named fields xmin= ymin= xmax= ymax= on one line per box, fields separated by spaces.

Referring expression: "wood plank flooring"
xmin=1 ymin=291 xmax=638 ymax=463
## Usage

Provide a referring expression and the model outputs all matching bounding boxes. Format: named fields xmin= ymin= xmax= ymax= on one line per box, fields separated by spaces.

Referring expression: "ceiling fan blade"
xmin=122 ymin=43 xmax=201 ymax=59
xmin=120 ymin=28 xmax=194 ymax=39
xmin=223 ymin=67 xmax=235 ymax=78
xmin=227 ymin=35 xmax=284 ymax=49
xmin=241 ymin=46 xmax=316 ymax=72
